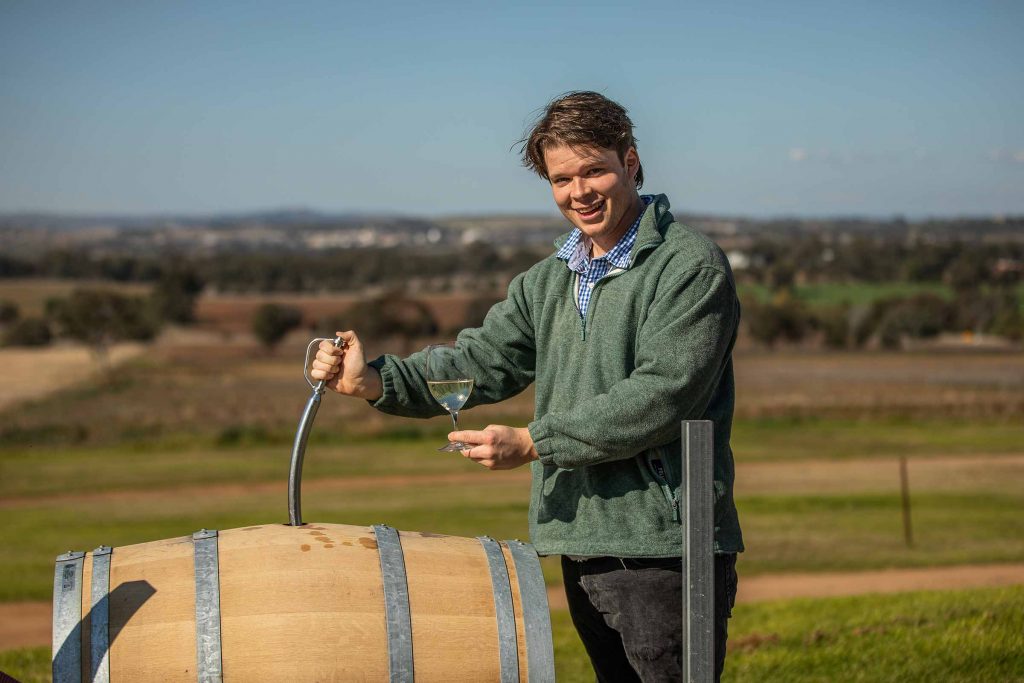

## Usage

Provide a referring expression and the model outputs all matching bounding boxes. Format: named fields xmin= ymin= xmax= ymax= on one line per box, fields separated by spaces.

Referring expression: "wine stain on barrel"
xmin=300 ymin=544 xmax=311 ymax=552
xmin=310 ymin=531 xmax=333 ymax=545
xmin=416 ymin=531 xmax=446 ymax=538
xmin=358 ymin=537 xmax=378 ymax=550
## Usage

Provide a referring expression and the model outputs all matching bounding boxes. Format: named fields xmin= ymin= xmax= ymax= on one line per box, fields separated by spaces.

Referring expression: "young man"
xmin=311 ymin=91 xmax=742 ymax=682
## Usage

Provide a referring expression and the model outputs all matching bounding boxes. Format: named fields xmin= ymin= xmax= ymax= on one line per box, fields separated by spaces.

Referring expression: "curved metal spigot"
xmin=288 ymin=335 xmax=345 ymax=526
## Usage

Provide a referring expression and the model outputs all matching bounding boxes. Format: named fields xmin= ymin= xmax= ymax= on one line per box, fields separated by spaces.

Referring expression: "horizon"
xmin=2 ymin=204 xmax=1022 ymax=224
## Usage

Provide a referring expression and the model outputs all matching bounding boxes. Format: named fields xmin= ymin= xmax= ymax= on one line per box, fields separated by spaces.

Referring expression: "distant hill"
xmin=0 ymin=208 xmax=1020 ymax=259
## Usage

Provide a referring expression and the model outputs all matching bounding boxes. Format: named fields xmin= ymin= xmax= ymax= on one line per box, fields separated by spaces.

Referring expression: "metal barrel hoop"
xmin=192 ymin=529 xmax=223 ymax=683
xmin=374 ymin=524 xmax=414 ymax=683
xmin=52 ymin=550 xmax=86 ymax=683
xmin=477 ymin=536 xmax=519 ymax=683
xmin=90 ymin=545 xmax=114 ymax=683
xmin=504 ymin=540 xmax=555 ymax=682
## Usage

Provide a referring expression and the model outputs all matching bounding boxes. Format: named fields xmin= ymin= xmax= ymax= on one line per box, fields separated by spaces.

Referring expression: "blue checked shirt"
xmin=555 ymin=195 xmax=654 ymax=318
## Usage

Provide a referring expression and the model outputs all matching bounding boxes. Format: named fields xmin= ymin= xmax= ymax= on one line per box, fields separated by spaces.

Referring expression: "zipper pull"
xmin=672 ymin=491 xmax=681 ymax=523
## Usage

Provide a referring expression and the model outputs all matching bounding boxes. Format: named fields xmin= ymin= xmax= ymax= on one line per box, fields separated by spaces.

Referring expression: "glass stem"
xmin=449 ymin=411 xmax=459 ymax=433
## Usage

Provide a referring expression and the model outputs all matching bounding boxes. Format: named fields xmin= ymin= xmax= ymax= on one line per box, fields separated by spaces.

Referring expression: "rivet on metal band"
xmin=477 ymin=537 xmax=519 ymax=683
xmin=53 ymin=550 xmax=86 ymax=683
xmin=373 ymin=524 xmax=414 ymax=683
xmin=192 ymin=529 xmax=223 ymax=683
xmin=90 ymin=546 xmax=113 ymax=683
xmin=505 ymin=540 xmax=556 ymax=683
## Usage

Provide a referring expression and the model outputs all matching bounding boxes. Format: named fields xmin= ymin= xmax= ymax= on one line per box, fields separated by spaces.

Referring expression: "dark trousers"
xmin=561 ymin=553 xmax=738 ymax=683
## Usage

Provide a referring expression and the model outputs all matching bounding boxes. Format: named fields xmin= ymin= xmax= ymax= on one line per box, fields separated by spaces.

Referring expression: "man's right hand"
xmin=310 ymin=330 xmax=383 ymax=401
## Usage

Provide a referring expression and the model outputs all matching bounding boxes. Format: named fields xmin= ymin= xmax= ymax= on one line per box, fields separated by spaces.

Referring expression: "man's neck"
xmin=591 ymin=193 xmax=645 ymax=258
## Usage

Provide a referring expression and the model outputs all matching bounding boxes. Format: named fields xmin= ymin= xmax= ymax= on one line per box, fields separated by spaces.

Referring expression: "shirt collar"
xmin=556 ymin=195 xmax=653 ymax=273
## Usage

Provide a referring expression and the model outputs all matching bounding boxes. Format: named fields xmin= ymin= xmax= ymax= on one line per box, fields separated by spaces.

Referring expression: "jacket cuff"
xmin=366 ymin=355 xmax=396 ymax=409
xmin=528 ymin=419 xmax=559 ymax=467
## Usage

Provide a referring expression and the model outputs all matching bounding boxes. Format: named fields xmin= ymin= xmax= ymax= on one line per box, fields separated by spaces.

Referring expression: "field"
xmin=1 ymin=287 xmax=1023 ymax=681
xmin=737 ymin=280 xmax=1024 ymax=309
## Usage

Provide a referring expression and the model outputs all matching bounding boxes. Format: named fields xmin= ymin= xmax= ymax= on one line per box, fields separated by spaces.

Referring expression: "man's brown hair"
xmin=520 ymin=91 xmax=644 ymax=189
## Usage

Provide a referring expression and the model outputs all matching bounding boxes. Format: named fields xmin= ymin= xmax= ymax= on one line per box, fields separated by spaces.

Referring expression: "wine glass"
xmin=425 ymin=341 xmax=474 ymax=452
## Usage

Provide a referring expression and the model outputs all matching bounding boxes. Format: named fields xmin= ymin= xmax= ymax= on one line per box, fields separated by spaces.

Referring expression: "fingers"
xmin=449 ymin=429 xmax=494 ymax=446
xmin=314 ymin=330 xmax=357 ymax=379
xmin=461 ymin=445 xmax=496 ymax=470
xmin=309 ymin=357 xmax=340 ymax=381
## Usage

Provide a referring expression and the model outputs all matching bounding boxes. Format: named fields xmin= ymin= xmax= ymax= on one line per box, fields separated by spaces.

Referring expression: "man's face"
xmin=543 ymin=143 xmax=642 ymax=255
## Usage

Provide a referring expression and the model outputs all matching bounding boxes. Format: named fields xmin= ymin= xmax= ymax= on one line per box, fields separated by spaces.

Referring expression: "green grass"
xmin=736 ymin=492 xmax=1024 ymax=576
xmin=5 ymin=416 xmax=1022 ymax=502
xmin=0 ymin=437 xmax=484 ymax=499
xmin=732 ymin=416 xmax=1024 ymax=461
xmin=7 ymin=588 xmax=1020 ymax=683
xmin=3 ymin=464 xmax=1021 ymax=600
xmin=737 ymin=281 xmax=956 ymax=308
xmin=0 ymin=646 xmax=48 ymax=683
xmin=726 ymin=586 xmax=1024 ymax=682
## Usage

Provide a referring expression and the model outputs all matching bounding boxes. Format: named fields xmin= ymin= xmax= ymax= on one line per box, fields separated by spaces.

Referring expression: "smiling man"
xmin=311 ymin=91 xmax=743 ymax=682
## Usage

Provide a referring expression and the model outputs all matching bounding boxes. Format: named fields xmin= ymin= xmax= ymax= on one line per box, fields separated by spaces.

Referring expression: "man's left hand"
xmin=450 ymin=425 xmax=539 ymax=470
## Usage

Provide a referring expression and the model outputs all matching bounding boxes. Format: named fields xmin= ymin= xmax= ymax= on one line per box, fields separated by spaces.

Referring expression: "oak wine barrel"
xmin=52 ymin=523 xmax=554 ymax=682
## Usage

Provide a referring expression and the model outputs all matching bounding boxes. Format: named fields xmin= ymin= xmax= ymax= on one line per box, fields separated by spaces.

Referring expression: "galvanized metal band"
xmin=477 ymin=537 xmax=519 ymax=683
xmin=504 ymin=540 xmax=555 ymax=683
xmin=683 ymin=420 xmax=715 ymax=683
xmin=53 ymin=550 xmax=86 ymax=683
xmin=192 ymin=529 xmax=223 ymax=683
xmin=90 ymin=546 xmax=113 ymax=683
xmin=373 ymin=524 xmax=414 ymax=683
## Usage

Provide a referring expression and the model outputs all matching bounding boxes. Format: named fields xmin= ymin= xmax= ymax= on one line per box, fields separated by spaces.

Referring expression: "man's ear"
xmin=624 ymin=147 xmax=640 ymax=180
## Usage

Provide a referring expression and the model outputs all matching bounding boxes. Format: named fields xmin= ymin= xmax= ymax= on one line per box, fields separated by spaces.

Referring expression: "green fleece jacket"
xmin=369 ymin=194 xmax=743 ymax=557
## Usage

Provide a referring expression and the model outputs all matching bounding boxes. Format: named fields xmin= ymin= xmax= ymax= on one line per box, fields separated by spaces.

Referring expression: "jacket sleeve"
xmin=367 ymin=271 xmax=537 ymax=418
xmin=527 ymin=266 xmax=738 ymax=469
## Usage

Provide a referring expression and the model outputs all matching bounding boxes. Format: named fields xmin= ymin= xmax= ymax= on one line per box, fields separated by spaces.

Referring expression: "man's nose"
xmin=570 ymin=177 xmax=592 ymax=200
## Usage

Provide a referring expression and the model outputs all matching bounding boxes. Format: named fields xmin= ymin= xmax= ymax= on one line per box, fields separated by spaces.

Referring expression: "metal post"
xmin=899 ymin=455 xmax=914 ymax=548
xmin=682 ymin=420 xmax=714 ymax=683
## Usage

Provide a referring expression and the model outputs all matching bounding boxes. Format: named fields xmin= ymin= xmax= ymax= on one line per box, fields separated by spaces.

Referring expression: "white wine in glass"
xmin=425 ymin=342 xmax=474 ymax=452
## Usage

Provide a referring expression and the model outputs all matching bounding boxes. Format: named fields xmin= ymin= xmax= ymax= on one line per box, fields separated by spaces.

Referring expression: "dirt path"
xmin=0 ymin=471 xmax=532 ymax=510
xmin=4 ymin=563 xmax=1023 ymax=651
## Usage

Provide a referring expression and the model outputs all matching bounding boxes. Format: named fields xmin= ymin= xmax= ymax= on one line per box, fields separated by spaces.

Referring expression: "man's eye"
xmin=587 ymin=168 xmax=604 ymax=176
xmin=552 ymin=178 xmax=569 ymax=185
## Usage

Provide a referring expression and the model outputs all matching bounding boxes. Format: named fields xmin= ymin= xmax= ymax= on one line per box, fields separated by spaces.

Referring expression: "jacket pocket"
xmin=645 ymin=450 xmax=680 ymax=523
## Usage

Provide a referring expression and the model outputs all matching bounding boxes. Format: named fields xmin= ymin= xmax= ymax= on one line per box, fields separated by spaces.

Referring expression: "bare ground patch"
xmin=0 ymin=343 xmax=144 ymax=412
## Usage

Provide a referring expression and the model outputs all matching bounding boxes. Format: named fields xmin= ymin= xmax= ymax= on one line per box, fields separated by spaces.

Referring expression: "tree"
xmin=742 ymin=294 xmax=811 ymax=347
xmin=47 ymin=289 xmax=159 ymax=361
xmin=150 ymin=266 xmax=204 ymax=324
xmin=338 ymin=292 xmax=438 ymax=339
xmin=875 ymin=294 xmax=953 ymax=349
xmin=0 ymin=300 xmax=19 ymax=325
xmin=3 ymin=317 xmax=52 ymax=347
xmin=320 ymin=291 xmax=439 ymax=353
xmin=252 ymin=303 xmax=303 ymax=350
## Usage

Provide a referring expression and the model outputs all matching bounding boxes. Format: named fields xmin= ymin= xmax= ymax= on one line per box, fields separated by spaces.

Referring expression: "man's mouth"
xmin=574 ymin=200 xmax=606 ymax=219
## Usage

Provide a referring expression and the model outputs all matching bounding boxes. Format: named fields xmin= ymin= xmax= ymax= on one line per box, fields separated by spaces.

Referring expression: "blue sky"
xmin=1 ymin=1 xmax=1021 ymax=218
